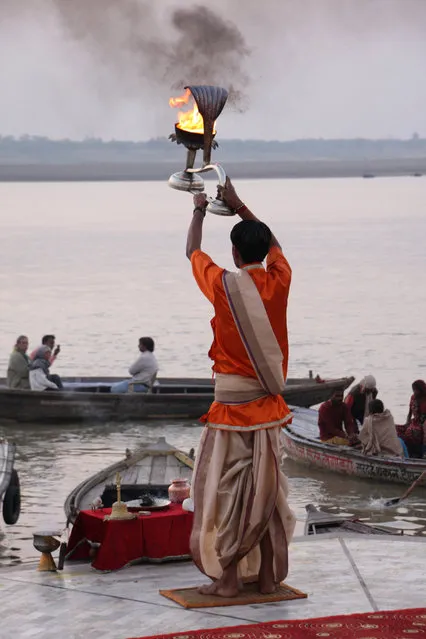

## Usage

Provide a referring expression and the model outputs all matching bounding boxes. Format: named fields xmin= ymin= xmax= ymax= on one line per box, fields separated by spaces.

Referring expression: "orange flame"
xmin=169 ymin=89 xmax=215 ymax=134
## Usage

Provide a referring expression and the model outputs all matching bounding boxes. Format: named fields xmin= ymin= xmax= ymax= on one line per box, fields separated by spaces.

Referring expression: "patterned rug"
xmin=159 ymin=582 xmax=307 ymax=608
xmin=129 ymin=608 xmax=426 ymax=639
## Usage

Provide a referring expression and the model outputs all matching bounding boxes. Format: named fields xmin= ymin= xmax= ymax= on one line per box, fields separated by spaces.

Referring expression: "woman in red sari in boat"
xmin=397 ymin=380 xmax=426 ymax=458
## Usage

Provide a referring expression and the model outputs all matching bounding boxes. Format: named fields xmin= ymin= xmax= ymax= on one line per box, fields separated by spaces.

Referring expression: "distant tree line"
xmin=0 ymin=134 xmax=425 ymax=164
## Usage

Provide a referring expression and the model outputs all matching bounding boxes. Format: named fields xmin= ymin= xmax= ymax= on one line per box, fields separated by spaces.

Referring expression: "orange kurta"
xmin=191 ymin=246 xmax=292 ymax=429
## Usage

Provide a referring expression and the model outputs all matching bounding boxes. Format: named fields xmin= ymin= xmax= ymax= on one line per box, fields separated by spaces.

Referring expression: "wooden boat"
xmin=0 ymin=374 xmax=354 ymax=424
xmin=283 ymin=407 xmax=426 ymax=486
xmin=304 ymin=504 xmax=400 ymax=537
xmin=64 ymin=437 xmax=194 ymax=523
xmin=0 ymin=439 xmax=20 ymax=525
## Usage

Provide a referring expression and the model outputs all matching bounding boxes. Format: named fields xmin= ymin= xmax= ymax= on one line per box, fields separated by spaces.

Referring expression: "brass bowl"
xmin=33 ymin=531 xmax=62 ymax=572
xmin=174 ymin=124 xmax=208 ymax=151
xmin=33 ymin=532 xmax=61 ymax=554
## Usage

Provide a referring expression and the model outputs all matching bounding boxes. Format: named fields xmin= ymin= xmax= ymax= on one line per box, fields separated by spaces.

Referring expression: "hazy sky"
xmin=0 ymin=0 xmax=425 ymax=141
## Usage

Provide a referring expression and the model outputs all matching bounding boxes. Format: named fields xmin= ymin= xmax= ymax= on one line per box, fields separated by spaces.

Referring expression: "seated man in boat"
xmin=318 ymin=390 xmax=359 ymax=445
xmin=110 ymin=337 xmax=158 ymax=393
xmin=30 ymin=335 xmax=61 ymax=366
xmin=29 ymin=346 xmax=63 ymax=391
xmin=7 ymin=335 xmax=31 ymax=390
xmin=345 ymin=375 xmax=378 ymax=431
xmin=359 ymin=399 xmax=404 ymax=457
xmin=186 ymin=177 xmax=295 ymax=598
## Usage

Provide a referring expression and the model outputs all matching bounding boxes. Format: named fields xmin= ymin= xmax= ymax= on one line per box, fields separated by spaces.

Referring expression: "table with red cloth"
xmin=66 ymin=504 xmax=194 ymax=571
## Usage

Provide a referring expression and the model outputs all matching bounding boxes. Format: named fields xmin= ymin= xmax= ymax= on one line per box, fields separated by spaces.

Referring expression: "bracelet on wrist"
xmin=193 ymin=206 xmax=206 ymax=216
xmin=235 ymin=203 xmax=247 ymax=213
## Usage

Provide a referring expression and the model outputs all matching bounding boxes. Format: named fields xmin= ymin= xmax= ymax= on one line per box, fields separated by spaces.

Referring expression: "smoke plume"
xmin=168 ymin=7 xmax=250 ymax=107
xmin=1 ymin=0 xmax=426 ymax=139
xmin=49 ymin=1 xmax=250 ymax=107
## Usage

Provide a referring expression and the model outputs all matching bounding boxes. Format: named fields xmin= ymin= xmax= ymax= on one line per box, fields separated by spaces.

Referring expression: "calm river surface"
xmin=1 ymin=177 xmax=426 ymax=565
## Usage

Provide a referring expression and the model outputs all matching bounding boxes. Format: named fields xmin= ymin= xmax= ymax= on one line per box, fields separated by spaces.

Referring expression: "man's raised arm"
xmin=218 ymin=177 xmax=281 ymax=250
xmin=186 ymin=193 xmax=208 ymax=260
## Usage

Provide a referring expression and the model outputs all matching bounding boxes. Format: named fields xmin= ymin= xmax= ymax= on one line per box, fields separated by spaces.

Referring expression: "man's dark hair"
xmin=140 ymin=337 xmax=155 ymax=352
xmin=412 ymin=380 xmax=426 ymax=395
xmin=369 ymin=399 xmax=384 ymax=414
xmin=42 ymin=334 xmax=55 ymax=344
xmin=230 ymin=220 xmax=272 ymax=264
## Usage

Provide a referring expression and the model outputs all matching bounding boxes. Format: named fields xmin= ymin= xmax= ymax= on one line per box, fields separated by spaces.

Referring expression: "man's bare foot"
xmin=259 ymin=578 xmax=278 ymax=595
xmin=259 ymin=531 xmax=277 ymax=594
xmin=198 ymin=582 xmax=218 ymax=595
xmin=198 ymin=564 xmax=239 ymax=598
xmin=198 ymin=581 xmax=239 ymax=597
xmin=259 ymin=559 xmax=277 ymax=594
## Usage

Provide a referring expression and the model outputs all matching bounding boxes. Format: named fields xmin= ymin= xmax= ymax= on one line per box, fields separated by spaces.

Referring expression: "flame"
xmin=169 ymin=88 xmax=215 ymax=134
xmin=169 ymin=88 xmax=192 ymax=109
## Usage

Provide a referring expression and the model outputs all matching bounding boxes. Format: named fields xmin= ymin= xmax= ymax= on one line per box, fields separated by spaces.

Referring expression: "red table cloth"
xmin=67 ymin=504 xmax=194 ymax=571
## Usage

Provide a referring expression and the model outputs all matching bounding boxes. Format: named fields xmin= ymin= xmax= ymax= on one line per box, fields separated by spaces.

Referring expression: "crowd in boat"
xmin=6 ymin=336 xmax=426 ymax=460
xmin=318 ymin=374 xmax=426 ymax=459
xmin=6 ymin=334 xmax=158 ymax=393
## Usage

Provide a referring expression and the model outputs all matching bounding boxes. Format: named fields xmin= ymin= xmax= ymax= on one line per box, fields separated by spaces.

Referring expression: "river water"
xmin=1 ymin=177 xmax=426 ymax=565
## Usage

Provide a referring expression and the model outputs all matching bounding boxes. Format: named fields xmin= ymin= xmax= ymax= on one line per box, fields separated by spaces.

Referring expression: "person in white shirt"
xmin=110 ymin=337 xmax=158 ymax=393
xmin=29 ymin=346 xmax=63 ymax=391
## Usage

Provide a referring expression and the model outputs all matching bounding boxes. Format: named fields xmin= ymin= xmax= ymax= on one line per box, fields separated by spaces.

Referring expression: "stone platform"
xmin=2 ymin=535 xmax=425 ymax=639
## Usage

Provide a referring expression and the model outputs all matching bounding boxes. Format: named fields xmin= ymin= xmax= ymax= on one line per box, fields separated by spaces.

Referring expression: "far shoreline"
xmin=0 ymin=158 xmax=425 ymax=182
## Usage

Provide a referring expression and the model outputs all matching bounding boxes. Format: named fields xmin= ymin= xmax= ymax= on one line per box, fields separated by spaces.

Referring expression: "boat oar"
xmin=384 ymin=471 xmax=426 ymax=507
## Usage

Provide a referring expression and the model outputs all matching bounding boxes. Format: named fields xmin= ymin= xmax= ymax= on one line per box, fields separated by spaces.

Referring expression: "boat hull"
xmin=0 ymin=440 xmax=17 ymax=523
xmin=282 ymin=407 xmax=426 ymax=486
xmin=303 ymin=504 xmax=400 ymax=536
xmin=0 ymin=376 xmax=354 ymax=424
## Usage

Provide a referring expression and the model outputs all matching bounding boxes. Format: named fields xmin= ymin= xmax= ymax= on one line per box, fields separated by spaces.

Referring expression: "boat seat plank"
xmin=149 ymin=455 xmax=168 ymax=484
xmin=164 ymin=455 xmax=192 ymax=483
xmin=131 ymin=463 xmax=152 ymax=485
xmin=120 ymin=465 xmax=140 ymax=485
xmin=163 ymin=455 xmax=182 ymax=483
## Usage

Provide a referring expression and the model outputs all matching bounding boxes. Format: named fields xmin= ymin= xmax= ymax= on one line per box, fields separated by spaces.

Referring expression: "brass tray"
xmin=125 ymin=497 xmax=171 ymax=512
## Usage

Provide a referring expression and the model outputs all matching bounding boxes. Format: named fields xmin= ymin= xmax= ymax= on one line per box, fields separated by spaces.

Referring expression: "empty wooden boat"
xmin=64 ymin=437 xmax=194 ymax=523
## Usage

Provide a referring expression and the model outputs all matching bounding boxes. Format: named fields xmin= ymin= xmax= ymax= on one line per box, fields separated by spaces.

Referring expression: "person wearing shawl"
xmin=7 ymin=335 xmax=31 ymax=390
xmin=186 ymin=177 xmax=295 ymax=598
xmin=359 ymin=399 xmax=404 ymax=457
xmin=29 ymin=346 xmax=63 ymax=391
xmin=396 ymin=380 xmax=426 ymax=458
xmin=345 ymin=375 xmax=378 ymax=431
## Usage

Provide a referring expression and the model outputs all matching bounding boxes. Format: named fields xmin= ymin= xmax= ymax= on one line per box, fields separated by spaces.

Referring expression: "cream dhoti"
xmin=189 ymin=245 xmax=295 ymax=584
xmin=190 ymin=375 xmax=296 ymax=582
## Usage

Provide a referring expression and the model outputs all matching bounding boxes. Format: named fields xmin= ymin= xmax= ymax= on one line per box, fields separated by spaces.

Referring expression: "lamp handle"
xmin=186 ymin=163 xmax=234 ymax=216
xmin=186 ymin=163 xmax=227 ymax=186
